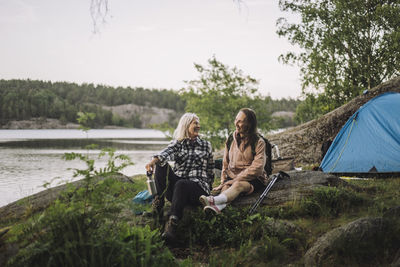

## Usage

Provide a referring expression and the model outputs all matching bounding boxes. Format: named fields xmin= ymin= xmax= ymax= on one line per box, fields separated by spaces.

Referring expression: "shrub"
xmin=178 ymin=206 xmax=305 ymax=258
xmin=296 ymin=186 xmax=366 ymax=218
xmin=208 ymin=237 xmax=290 ymax=267
xmin=179 ymin=206 xmax=250 ymax=247
xmin=7 ymin=149 xmax=175 ymax=267
xmin=8 ymin=210 xmax=175 ymax=267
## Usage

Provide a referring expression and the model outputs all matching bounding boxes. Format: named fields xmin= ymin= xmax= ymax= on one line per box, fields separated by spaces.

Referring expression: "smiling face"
xmin=188 ymin=118 xmax=200 ymax=139
xmin=235 ymin=111 xmax=249 ymax=136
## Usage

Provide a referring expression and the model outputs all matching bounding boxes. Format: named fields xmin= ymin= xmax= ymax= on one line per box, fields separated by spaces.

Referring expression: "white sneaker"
xmin=199 ymin=195 xmax=222 ymax=214
xmin=204 ymin=204 xmax=222 ymax=214
xmin=199 ymin=195 xmax=214 ymax=207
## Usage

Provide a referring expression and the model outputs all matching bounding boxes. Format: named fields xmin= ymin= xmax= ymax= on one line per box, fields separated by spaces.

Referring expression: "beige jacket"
xmin=221 ymin=131 xmax=269 ymax=185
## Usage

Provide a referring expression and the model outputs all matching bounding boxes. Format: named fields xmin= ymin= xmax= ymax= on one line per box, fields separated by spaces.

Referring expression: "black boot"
xmin=162 ymin=215 xmax=178 ymax=245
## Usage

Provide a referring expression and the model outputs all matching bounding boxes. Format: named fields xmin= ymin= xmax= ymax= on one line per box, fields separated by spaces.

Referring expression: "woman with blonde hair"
xmin=145 ymin=113 xmax=214 ymax=244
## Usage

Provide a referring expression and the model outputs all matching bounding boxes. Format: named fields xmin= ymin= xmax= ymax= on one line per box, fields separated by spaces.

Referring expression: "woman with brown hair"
xmin=199 ymin=108 xmax=269 ymax=214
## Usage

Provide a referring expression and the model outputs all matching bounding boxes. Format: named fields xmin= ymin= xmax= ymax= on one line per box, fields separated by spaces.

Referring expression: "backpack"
xmin=131 ymin=190 xmax=153 ymax=215
xmin=226 ymin=133 xmax=273 ymax=176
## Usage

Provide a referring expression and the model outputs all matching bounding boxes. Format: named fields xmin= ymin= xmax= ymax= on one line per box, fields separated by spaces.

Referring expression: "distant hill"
xmin=1 ymin=103 xmax=182 ymax=129
xmin=102 ymin=104 xmax=182 ymax=128
xmin=0 ymin=79 xmax=184 ymax=129
xmin=0 ymin=79 xmax=302 ymax=130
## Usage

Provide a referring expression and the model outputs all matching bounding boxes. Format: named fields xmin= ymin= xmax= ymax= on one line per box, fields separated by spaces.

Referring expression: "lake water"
xmin=0 ymin=129 xmax=170 ymax=207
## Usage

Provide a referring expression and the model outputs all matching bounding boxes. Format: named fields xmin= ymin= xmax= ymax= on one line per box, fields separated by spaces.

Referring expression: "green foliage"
xmin=180 ymin=207 xmax=247 ymax=247
xmin=208 ymin=238 xmax=289 ymax=267
xmin=7 ymin=146 xmax=176 ymax=267
xmin=181 ymin=56 xmax=273 ymax=148
xmin=0 ymin=79 xmax=185 ymax=127
xmin=304 ymin=186 xmax=366 ymax=217
xmin=77 ymin=111 xmax=96 ymax=132
xmin=178 ymin=206 xmax=304 ymax=252
xmin=253 ymin=236 xmax=290 ymax=263
xmin=176 ymin=206 xmax=305 ymax=266
xmin=8 ymin=199 xmax=174 ymax=267
xmin=278 ymin=0 xmax=400 ymax=122
xmin=269 ymin=97 xmax=301 ymax=113
xmin=149 ymin=122 xmax=175 ymax=139
xmin=294 ymin=93 xmax=331 ymax=124
xmin=5 ymin=173 xmax=400 ymax=266
xmin=261 ymin=186 xmax=367 ymax=219
xmin=0 ymin=79 xmax=301 ymax=130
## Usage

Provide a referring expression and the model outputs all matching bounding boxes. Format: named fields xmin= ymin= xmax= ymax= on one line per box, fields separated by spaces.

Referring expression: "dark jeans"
xmin=154 ymin=164 xmax=207 ymax=219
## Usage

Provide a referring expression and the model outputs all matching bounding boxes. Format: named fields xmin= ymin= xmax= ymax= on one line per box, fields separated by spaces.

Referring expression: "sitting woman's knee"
xmin=231 ymin=181 xmax=251 ymax=191
xmin=174 ymin=179 xmax=191 ymax=192
xmin=221 ymin=184 xmax=230 ymax=192
xmin=154 ymin=163 xmax=169 ymax=176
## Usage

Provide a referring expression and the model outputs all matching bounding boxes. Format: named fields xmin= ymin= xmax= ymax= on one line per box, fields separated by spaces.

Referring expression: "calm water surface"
xmin=0 ymin=129 xmax=169 ymax=207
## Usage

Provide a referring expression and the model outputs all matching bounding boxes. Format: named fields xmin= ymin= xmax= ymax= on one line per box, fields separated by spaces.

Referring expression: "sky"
xmin=0 ymin=0 xmax=302 ymax=99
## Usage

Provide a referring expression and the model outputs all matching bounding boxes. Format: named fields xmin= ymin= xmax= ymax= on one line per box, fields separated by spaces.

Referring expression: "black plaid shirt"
xmin=155 ymin=137 xmax=214 ymax=194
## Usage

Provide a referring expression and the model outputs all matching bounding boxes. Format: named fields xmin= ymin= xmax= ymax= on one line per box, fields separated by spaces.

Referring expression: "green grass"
xmin=2 ymin=175 xmax=399 ymax=266
xmin=5 ymin=176 xmax=175 ymax=267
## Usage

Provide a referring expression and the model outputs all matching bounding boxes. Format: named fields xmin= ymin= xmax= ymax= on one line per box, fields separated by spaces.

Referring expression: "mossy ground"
xmin=1 ymin=174 xmax=399 ymax=266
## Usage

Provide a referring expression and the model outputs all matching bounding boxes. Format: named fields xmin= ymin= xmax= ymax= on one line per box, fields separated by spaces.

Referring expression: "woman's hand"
xmin=223 ymin=180 xmax=234 ymax=186
xmin=145 ymin=157 xmax=159 ymax=173
xmin=213 ymin=183 xmax=224 ymax=191
xmin=213 ymin=179 xmax=234 ymax=191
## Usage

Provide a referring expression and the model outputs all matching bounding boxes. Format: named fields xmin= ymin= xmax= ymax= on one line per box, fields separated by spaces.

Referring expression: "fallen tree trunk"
xmin=267 ymin=76 xmax=400 ymax=166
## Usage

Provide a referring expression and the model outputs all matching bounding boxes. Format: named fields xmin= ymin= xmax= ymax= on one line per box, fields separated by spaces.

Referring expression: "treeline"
xmin=268 ymin=97 xmax=299 ymax=113
xmin=0 ymin=79 xmax=301 ymax=128
xmin=0 ymin=79 xmax=186 ymax=128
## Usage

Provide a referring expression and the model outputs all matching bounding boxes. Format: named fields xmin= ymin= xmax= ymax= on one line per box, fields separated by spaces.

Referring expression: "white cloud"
xmin=245 ymin=0 xmax=270 ymax=7
xmin=134 ymin=25 xmax=157 ymax=32
xmin=182 ymin=27 xmax=206 ymax=33
xmin=0 ymin=0 xmax=37 ymax=24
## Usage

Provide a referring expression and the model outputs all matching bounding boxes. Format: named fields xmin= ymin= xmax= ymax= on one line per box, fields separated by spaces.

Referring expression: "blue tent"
xmin=320 ymin=92 xmax=400 ymax=174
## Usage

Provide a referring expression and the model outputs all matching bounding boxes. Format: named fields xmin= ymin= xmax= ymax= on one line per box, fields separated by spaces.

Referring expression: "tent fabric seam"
xmin=328 ymin=116 xmax=357 ymax=172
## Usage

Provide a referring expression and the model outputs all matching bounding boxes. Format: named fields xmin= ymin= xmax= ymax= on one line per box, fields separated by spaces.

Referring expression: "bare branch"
xmin=90 ymin=0 xmax=110 ymax=34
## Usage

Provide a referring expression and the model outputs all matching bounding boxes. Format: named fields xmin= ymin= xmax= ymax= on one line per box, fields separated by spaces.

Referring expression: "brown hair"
xmin=239 ymin=108 xmax=258 ymax=146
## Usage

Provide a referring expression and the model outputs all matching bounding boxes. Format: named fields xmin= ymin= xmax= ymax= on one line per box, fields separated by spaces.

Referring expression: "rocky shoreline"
xmin=1 ymin=118 xmax=80 ymax=129
xmin=0 ymin=118 xmax=130 ymax=130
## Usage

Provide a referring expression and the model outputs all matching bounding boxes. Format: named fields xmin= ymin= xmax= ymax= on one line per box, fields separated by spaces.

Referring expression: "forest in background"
xmin=0 ymin=79 xmax=301 ymax=129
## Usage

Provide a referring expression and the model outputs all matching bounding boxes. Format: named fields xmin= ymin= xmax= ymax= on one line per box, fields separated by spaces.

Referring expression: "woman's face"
xmin=188 ymin=118 xmax=200 ymax=139
xmin=235 ymin=111 xmax=249 ymax=136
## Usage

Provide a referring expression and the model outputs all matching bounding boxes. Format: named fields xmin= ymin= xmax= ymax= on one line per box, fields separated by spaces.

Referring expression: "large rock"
xmin=304 ymin=207 xmax=400 ymax=267
xmin=102 ymin=103 xmax=182 ymax=128
xmin=231 ymin=170 xmax=349 ymax=207
xmin=304 ymin=217 xmax=384 ymax=266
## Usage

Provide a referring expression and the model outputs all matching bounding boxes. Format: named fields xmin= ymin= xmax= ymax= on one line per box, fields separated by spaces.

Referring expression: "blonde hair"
xmin=173 ymin=113 xmax=199 ymax=141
